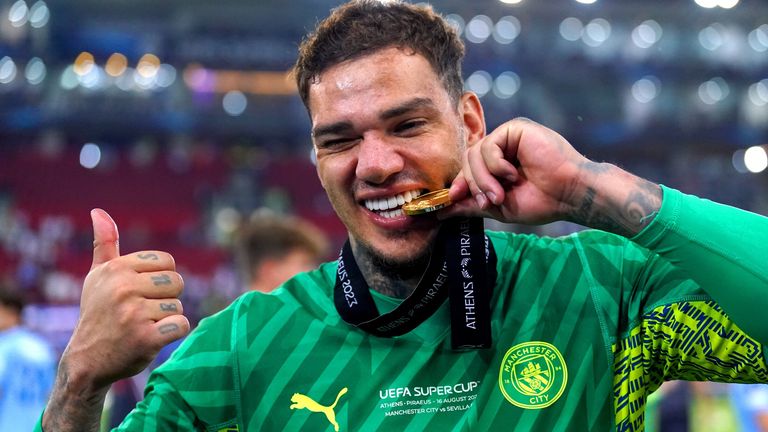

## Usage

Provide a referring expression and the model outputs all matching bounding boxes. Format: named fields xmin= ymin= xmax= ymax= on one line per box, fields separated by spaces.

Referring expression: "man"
xmin=40 ymin=1 xmax=768 ymax=431
xmin=0 ymin=283 xmax=56 ymax=431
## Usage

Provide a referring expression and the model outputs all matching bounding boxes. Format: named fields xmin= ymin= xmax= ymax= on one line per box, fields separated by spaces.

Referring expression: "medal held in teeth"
xmin=402 ymin=189 xmax=452 ymax=215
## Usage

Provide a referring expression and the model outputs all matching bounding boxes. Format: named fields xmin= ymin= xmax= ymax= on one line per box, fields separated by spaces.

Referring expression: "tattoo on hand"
xmin=158 ymin=323 xmax=179 ymax=334
xmin=138 ymin=253 xmax=159 ymax=261
xmin=151 ymin=274 xmax=172 ymax=286
xmin=160 ymin=303 xmax=178 ymax=312
xmin=580 ymin=161 xmax=611 ymax=175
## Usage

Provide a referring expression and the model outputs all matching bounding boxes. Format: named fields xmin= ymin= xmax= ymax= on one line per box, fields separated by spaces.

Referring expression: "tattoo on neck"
xmin=365 ymin=273 xmax=415 ymax=299
xmin=351 ymin=243 xmax=424 ymax=299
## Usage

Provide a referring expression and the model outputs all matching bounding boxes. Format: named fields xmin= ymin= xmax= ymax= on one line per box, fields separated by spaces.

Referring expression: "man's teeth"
xmin=364 ymin=190 xmax=422 ymax=216
xmin=379 ymin=208 xmax=404 ymax=218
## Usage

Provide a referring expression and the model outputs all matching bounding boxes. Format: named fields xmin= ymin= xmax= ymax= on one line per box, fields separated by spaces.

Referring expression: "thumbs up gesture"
xmin=64 ymin=209 xmax=190 ymax=388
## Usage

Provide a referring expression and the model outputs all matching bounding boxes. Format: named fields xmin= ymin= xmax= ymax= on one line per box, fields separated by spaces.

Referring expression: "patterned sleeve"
xmin=606 ymin=216 xmax=768 ymax=431
xmin=632 ymin=186 xmax=768 ymax=344
xmin=572 ymin=187 xmax=768 ymax=430
xmin=612 ymin=298 xmax=768 ymax=430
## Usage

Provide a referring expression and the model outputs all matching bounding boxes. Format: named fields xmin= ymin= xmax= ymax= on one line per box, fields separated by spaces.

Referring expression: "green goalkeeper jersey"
xmin=60 ymin=186 xmax=768 ymax=431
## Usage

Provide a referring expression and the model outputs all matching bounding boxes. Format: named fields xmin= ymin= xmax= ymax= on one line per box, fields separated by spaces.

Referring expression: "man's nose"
xmin=355 ymin=134 xmax=404 ymax=184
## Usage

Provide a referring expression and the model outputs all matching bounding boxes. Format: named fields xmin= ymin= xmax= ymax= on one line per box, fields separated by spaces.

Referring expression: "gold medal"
xmin=402 ymin=189 xmax=452 ymax=215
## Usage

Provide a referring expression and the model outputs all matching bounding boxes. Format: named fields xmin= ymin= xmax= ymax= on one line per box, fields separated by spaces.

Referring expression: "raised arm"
xmin=445 ymin=117 xmax=661 ymax=236
xmin=41 ymin=209 xmax=189 ymax=431
xmin=444 ymin=117 xmax=768 ymax=343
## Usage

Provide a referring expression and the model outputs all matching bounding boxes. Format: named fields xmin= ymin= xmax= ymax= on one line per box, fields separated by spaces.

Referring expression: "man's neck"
xmin=351 ymin=242 xmax=430 ymax=300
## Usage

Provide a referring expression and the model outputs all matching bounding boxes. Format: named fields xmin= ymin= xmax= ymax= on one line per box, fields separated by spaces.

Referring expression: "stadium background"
xmin=0 ymin=0 xmax=766 ymax=429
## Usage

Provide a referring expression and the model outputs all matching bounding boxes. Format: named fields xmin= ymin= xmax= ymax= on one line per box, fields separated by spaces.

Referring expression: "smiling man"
xmin=40 ymin=1 xmax=768 ymax=431
xmin=308 ymin=46 xmax=478 ymax=298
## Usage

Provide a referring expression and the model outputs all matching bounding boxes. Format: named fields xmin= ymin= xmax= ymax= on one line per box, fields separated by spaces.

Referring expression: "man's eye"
xmin=395 ymin=120 xmax=426 ymax=134
xmin=320 ymin=137 xmax=356 ymax=148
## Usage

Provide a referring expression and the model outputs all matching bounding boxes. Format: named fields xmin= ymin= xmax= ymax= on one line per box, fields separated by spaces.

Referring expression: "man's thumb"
xmin=91 ymin=208 xmax=120 ymax=269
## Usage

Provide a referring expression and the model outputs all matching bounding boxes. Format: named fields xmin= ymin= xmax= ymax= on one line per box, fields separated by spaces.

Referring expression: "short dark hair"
xmin=293 ymin=0 xmax=465 ymax=113
xmin=233 ymin=211 xmax=329 ymax=283
xmin=0 ymin=282 xmax=24 ymax=315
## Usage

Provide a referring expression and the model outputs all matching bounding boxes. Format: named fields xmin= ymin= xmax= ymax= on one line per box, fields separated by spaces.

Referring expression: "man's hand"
xmin=443 ymin=118 xmax=661 ymax=237
xmin=42 ymin=209 xmax=190 ymax=431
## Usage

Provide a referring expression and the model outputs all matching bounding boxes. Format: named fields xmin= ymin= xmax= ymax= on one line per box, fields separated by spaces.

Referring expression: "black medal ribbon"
xmin=333 ymin=218 xmax=497 ymax=350
xmin=446 ymin=218 xmax=494 ymax=349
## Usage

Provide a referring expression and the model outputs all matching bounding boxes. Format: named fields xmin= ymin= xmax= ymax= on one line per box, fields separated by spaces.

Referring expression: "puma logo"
xmin=290 ymin=387 xmax=348 ymax=431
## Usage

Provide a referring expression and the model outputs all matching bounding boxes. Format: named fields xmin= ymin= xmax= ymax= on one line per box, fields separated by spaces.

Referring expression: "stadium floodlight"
xmin=744 ymin=146 xmax=768 ymax=174
xmin=695 ymin=0 xmax=740 ymax=8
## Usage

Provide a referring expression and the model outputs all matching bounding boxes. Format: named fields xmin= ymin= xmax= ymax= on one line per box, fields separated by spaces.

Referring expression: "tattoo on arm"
xmin=572 ymin=173 xmax=661 ymax=237
xmin=575 ymin=187 xmax=630 ymax=236
xmin=42 ymin=359 xmax=108 ymax=432
xmin=624 ymin=183 xmax=661 ymax=229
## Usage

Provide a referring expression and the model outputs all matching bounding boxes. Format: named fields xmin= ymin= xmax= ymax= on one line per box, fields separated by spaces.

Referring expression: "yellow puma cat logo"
xmin=289 ymin=387 xmax=348 ymax=431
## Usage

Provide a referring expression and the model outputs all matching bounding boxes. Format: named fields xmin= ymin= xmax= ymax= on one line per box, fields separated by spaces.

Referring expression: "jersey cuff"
xmin=630 ymin=184 xmax=680 ymax=247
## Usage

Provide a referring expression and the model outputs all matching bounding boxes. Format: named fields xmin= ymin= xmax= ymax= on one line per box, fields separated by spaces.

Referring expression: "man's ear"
xmin=460 ymin=92 xmax=486 ymax=146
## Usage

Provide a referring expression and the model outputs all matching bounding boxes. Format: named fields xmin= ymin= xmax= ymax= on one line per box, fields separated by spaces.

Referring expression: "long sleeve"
xmin=632 ymin=185 xmax=768 ymax=344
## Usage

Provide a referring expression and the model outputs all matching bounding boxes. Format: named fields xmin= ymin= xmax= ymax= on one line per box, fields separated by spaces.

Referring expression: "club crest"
xmin=498 ymin=341 xmax=567 ymax=409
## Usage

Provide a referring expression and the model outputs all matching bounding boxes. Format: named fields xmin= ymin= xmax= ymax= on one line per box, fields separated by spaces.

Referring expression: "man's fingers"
xmin=141 ymin=270 xmax=184 ymax=299
xmin=146 ymin=299 xmax=184 ymax=320
xmin=481 ymin=139 xmax=519 ymax=184
xmin=440 ymin=174 xmax=484 ymax=219
xmin=127 ymin=251 xmax=177 ymax=273
xmin=152 ymin=315 xmax=191 ymax=346
xmin=91 ymin=208 xmax=120 ymax=270
xmin=465 ymin=145 xmax=493 ymax=208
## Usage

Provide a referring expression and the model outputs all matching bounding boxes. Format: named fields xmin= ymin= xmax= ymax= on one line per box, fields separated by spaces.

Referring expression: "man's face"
xmin=255 ymin=249 xmax=319 ymax=293
xmin=308 ymin=47 xmax=473 ymax=265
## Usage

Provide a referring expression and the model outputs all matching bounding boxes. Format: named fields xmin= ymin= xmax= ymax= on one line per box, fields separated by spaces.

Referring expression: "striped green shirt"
xmin=103 ymin=187 xmax=768 ymax=430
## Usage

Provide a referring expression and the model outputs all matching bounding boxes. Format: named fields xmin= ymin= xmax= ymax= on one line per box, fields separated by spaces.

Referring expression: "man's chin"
xmin=355 ymin=239 xmax=432 ymax=276
xmin=372 ymin=249 xmax=429 ymax=271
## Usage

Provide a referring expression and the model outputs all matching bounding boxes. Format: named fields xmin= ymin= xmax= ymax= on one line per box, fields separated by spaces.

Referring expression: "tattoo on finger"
xmin=160 ymin=303 xmax=178 ymax=312
xmin=158 ymin=323 xmax=179 ymax=334
xmin=137 ymin=253 xmax=159 ymax=261
xmin=151 ymin=274 xmax=172 ymax=286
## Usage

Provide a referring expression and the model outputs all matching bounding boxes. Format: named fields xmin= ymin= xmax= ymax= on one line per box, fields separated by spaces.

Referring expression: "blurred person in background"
xmin=39 ymin=1 xmax=768 ymax=431
xmin=729 ymin=384 xmax=768 ymax=432
xmin=0 ymin=281 xmax=56 ymax=431
xmin=645 ymin=381 xmax=692 ymax=432
xmin=233 ymin=210 xmax=330 ymax=294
